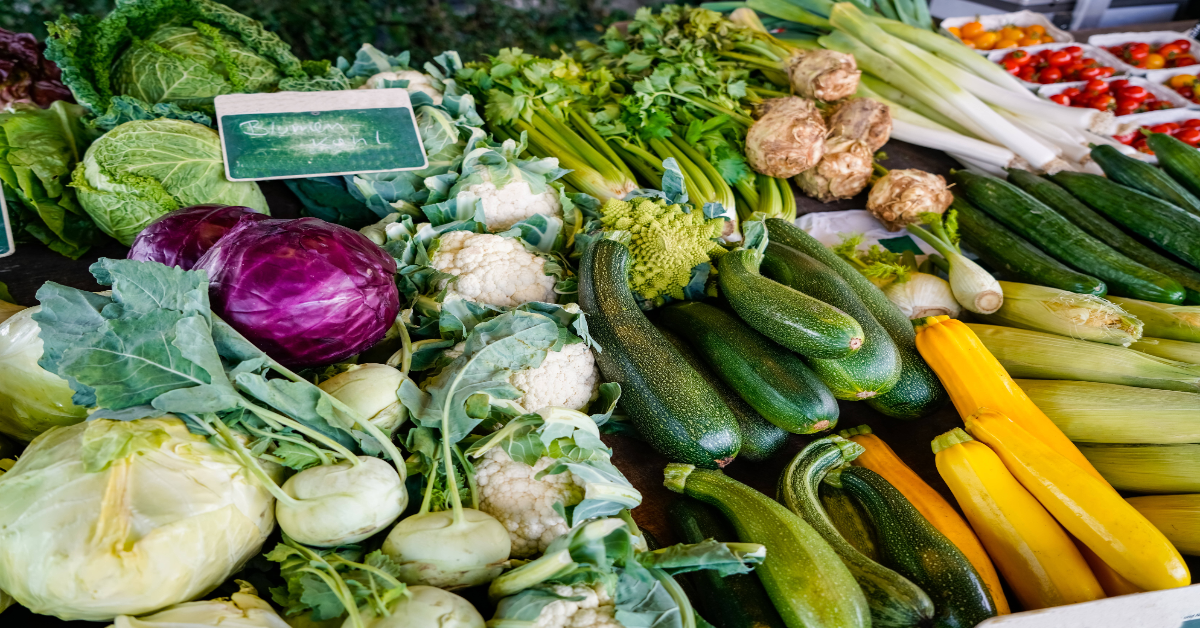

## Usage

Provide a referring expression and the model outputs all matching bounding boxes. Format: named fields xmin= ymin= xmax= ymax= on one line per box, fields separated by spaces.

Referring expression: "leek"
xmin=907 ymin=210 xmax=1003 ymax=314
xmin=830 ymin=4 xmax=1060 ymax=170
xmin=1017 ymin=380 xmax=1200 ymax=444
xmin=890 ymin=119 xmax=1018 ymax=170
xmin=1107 ymin=297 xmax=1200 ymax=343
xmin=859 ymin=75 xmax=973 ymax=136
xmin=979 ymin=281 xmax=1143 ymax=347
xmin=1132 ymin=338 xmax=1200 ymax=364
xmin=1079 ymin=443 xmax=1200 ymax=494
xmin=967 ymin=323 xmax=1200 ymax=394
xmin=865 ymin=16 xmax=1030 ymax=95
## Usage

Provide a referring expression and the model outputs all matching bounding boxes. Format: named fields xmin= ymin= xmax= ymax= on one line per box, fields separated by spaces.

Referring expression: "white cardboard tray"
xmin=985 ymin=42 xmax=1132 ymax=90
xmin=939 ymin=10 xmax=1072 ymax=54
xmin=1038 ymin=76 xmax=1192 ymax=119
xmin=1087 ymin=31 xmax=1200 ymax=76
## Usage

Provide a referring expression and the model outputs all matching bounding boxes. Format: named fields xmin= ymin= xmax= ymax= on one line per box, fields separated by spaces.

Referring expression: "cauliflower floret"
xmin=361 ymin=70 xmax=444 ymax=105
xmin=431 ymin=231 xmax=557 ymax=307
xmin=510 ymin=342 xmax=599 ymax=412
xmin=531 ymin=584 xmax=621 ymax=628
xmin=475 ymin=448 xmax=586 ymax=558
xmin=468 ymin=180 xmax=562 ymax=232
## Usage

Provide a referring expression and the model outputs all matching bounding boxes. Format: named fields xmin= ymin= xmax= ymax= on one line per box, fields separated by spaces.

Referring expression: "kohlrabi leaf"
xmin=636 ymin=539 xmax=765 ymax=577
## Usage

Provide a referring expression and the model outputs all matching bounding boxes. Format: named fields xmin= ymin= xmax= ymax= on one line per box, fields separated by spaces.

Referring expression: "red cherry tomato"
xmin=1176 ymin=128 xmax=1200 ymax=145
xmin=1134 ymin=42 xmax=1152 ymax=52
xmin=1119 ymin=85 xmax=1149 ymax=102
xmin=1085 ymin=79 xmax=1110 ymax=94
xmin=1062 ymin=87 xmax=1081 ymax=98
xmin=1078 ymin=66 xmax=1103 ymax=80
xmin=1151 ymin=123 xmax=1181 ymax=133
xmin=1113 ymin=131 xmax=1138 ymax=144
xmin=1126 ymin=46 xmax=1150 ymax=62
xmin=1004 ymin=59 xmax=1022 ymax=74
xmin=1116 ymin=102 xmax=1139 ymax=116
xmin=1091 ymin=94 xmax=1116 ymax=110
xmin=1039 ymin=67 xmax=1063 ymax=83
xmin=1183 ymin=118 xmax=1200 ymax=128
xmin=1172 ymin=39 xmax=1192 ymax=52
xmin=1095 ymin=66 xmax=1115 ymax=78
xmin=1152 ymin=100 xmax=1176 ymax=110
xmin=1018 ymin=65 xmax=1037 ymax=81
xmin=1046 ymin=50 xmax=1073 ymax=66
xmin=1109 ymin=79 xmax=1129 ymax=90
xmin=1050 ymin=93 xmax=1071 ymax=105
xmin=1158 ymin=43 xmax=1184 ymax=59
xmin=1172 ymin=54 xmax=1197 ymax=67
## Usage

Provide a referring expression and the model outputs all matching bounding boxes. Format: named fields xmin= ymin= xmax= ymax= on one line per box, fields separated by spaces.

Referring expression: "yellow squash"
xmin=914 ymin=316 xmax=1101 ymax=478
xmin=933 ymin=428 xmax=1105 ymax=610
xmin=1127 ymin=494 xmax=1200 ymax=556
xmin=964 ymin=408 xmax=1191 ymax=592
xmin=841 ymin=424 xmax=1009 ymax=614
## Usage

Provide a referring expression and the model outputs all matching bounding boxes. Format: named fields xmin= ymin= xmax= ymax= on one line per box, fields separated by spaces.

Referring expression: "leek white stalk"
xmin=891 ymin=119 xmax=1019 ymax=170
xmin=948 ymin=153 xmax=1008 ymax=177
xmin=866 ymin=16 xmax=1033 ymax=95
xmin=907 ymin=220 xmax=1003 ymax=314
xmin=884 ymin=272 xmax=962 ymax=319
xmin=979 ymin=281 xmax=1143 ymax=346
xmin=894 ymin=38 xmax=1114 ymax=135
xmin=995 ymin=109 xmax=1064 ymax=159
xmin=860 ymin=75 xmax=975 ymax=137
xmin=831 ymin=4 xmax=1059 ymax=170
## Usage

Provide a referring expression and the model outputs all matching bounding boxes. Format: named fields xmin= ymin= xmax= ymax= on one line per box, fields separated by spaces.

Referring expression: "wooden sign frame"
xmin=215 ymin=88 xmax=429 ymax=182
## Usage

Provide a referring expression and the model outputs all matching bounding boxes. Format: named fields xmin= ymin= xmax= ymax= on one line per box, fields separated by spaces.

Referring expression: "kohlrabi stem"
xmin=453 ymin=443 xmax=479 ymax=510
xmin=239 ymin=399 xmax=362 ymax=467
xmin=270 ymin=361 xmax=406 ymax=479
xmin=397 ymin=322 xmax=413 ymax=377
xmin=441 ymin=364 xmax=470 ymax=525
xmin=418 ymin=447 xmax=438 ymax=516
xmin=211 ymin=418 xmax=300 ymax=507
xmin=244 ymin=424 xmax=332 ymax=466
xmin=295 ymin=564 xmax=364 ymax=628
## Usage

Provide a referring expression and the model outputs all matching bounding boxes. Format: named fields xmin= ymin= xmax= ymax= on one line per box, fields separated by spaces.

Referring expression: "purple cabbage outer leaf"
xmin=0 ymin=28 xmax=74 ymax=109
xmin=127 ymin=204 xmax=269 ymax=270
xmin=194 ymin=217 xmax=400 ymax=368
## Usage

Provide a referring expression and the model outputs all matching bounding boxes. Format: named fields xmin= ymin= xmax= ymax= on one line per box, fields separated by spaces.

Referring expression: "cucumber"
xmin=763 ymin=218 xmax=947 ymax=420
xmin=821 ymin=483 xmax=878 ymax=559
xmin=657 ymin=324 xmax=789 ymax=461
xmin=1005 ymin=168 xmax=1200 ymax=304
xmin=955 ymin=170 xmax=1185 ymax=303
xmin=1147 ymin=131 xmax=1200 ymax=198
xmin=1090 ymin=144 xmax=1200 ymax=218
xmin=956 ymin=197 xmax=1106 ymax=295
xmin=664 ymin=464 xmax=870 ymax=628
xmin=779 ymin=439 xmax=935 ymax=628
xmin=658 ymin=301 xmax=839 ymax=434
xmin=579 ymin=239 xmax=741 ymax=468
xmin=837 ymin=466 xmax=998 ymax=628
xmin=1050 ymin=171 xmax=1200 ymax=274
xmin=718 ymin=248 xmax=864 ymax=360
xmin=762 ymin=242 xmax=902 ymax=400
xmin=668 ymin=499 xmax=789 ymax=628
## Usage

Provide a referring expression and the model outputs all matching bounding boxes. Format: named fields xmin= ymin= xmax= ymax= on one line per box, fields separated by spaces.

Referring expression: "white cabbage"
xmin=107 ymin=581 xmax=289 ymax=628
xmin=276 ymin=456 xmax=407 ymax=547
xmin=0 ymin=306 xmax=88 ymax=442
xmin=0 ymin=417 xmax=278 ymax=621
xmin=0 ymin=588 xmax=13 ymax=615
xmin=348 ymin=586 xmax=484 ymax=628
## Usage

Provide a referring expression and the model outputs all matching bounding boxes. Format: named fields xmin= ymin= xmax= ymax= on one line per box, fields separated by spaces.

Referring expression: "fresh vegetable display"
xmin=8 ymin=1 xmax=1200 ymax=627
xmin=1104 ymin=39 xmax=1196 ymax=70
xmin=999 ymin=46 xmax=1114 ymax=85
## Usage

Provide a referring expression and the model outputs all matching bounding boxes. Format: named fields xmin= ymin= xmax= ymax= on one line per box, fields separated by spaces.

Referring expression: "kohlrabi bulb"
xmin=276 ymin=456 xmax=407 ymax=547
xmin=317 ymin=364 xmax=408 ymax=434
xmin=382 ymin=509 xmax=511 ymax=589
xmin=348 ymin=587 xmax=483 ymax=628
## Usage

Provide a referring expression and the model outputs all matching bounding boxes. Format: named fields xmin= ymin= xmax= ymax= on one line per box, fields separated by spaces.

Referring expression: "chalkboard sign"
xmin=0 ymin=187 xmax=14 ymax=258
xmin=215 ymin=89 xmax=428 ymax=181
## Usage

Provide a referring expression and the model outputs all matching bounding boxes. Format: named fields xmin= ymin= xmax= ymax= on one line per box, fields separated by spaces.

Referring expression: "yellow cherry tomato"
xmin=1169 ymin=74 xmax=1198 ymax=89
xmin=948 ymin=25 xmax=962 ymax=37
xmin=963 ymin=38 xmax=978 ymax=49
xmin=1002 ymin=26 xmax=1024 ymax=40
xmin=1146 ymin=53 xmax=1167 ymax=70
xmin=1018 ymin=35 xmax=1042 ymax=46
xmin=972 ymin=32 xmax=1000 ymax=50
xmin=994 ymin=38 xmax=1020 ymax=49
xmin=961 ymin=21 xmax=985 ymax=39
xmin=1040 ymin=35 xmax=1055 ymax=43
xmin=1026 ymin=24 xmax=1047 ymax=36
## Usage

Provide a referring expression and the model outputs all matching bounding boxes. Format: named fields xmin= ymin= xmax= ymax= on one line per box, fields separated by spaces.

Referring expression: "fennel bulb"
xmin=907 ymin=205 xmax=1003 ymax=315
xmin=884 ymin=273 xmax=961 ymax=319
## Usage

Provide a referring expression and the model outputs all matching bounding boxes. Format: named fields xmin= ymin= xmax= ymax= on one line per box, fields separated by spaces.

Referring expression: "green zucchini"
xmin=835 ymin=466 xmax=998 ymax=628
xmin=1090 ymin=144 xmax=1200 ymax=218
xmin=579 ymin=239 xmax=741 ymax=468
xmin=668 ymin=499 xmax=789 ymax=628
xmin=718 ymin=248 xmax=864 ymax=360
xmin=762 ymin=242 xmax=902 ymax=400
xmin=1005 ymin=168 xmax=1200 ymax=304
xmin=658 ymin=301 xmax=839 ymax=434
xmin=779 ymin=439 xmax=935 ymax=628
xmin=1147 ymin=131 xmax=1200 ymax=198
xmin=955 ymin=170 xmax=1185 ymax=303
xmin=763 ymin=218 xmax=947 ymax=420
xmin=955 ymin=197 xmax=1106 ymax=295
xmin=664 ymin=464 xmax=870 ymax=628
xmin=821 ymin=483 xmax=878 ymax=559
xmin=1050 ymin=171 xmax=1200 ymax=274
xmin=657 ymin=324 xmax=789 ymax=460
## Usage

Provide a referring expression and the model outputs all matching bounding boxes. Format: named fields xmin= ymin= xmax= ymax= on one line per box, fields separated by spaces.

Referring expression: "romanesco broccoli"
xmin=598 ymin=197 xmax=725 ymax=304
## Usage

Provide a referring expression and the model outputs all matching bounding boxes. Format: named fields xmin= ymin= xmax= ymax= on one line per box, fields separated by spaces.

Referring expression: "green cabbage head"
xmin=0 ymin=306 xmax=88 ymax=442
xmin=72 ymin=118 xmax=268 ymax=245
xmin=113 ymin=24 xmax=283 ymax=110
xmin=0 ymin=417 xmax=280 ymax=621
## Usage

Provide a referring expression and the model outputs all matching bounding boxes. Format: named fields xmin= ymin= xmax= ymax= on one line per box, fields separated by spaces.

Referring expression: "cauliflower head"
xmin=431 ymin=231 xmax=557 ymax=307
xmin=468 ymin=179 xmax=563 ymax=232
xmin=529 ymin=584 xmax=621 ymax=628
xmin=362 ymin=70 xmax=444 ymax=104
xmin=510 ymin=342 xmax=599 ymax=412
xmin=599 ymin=197 xmax=724 ymax=303
xmin=474 ymin=448 xmax=586 ymax=558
